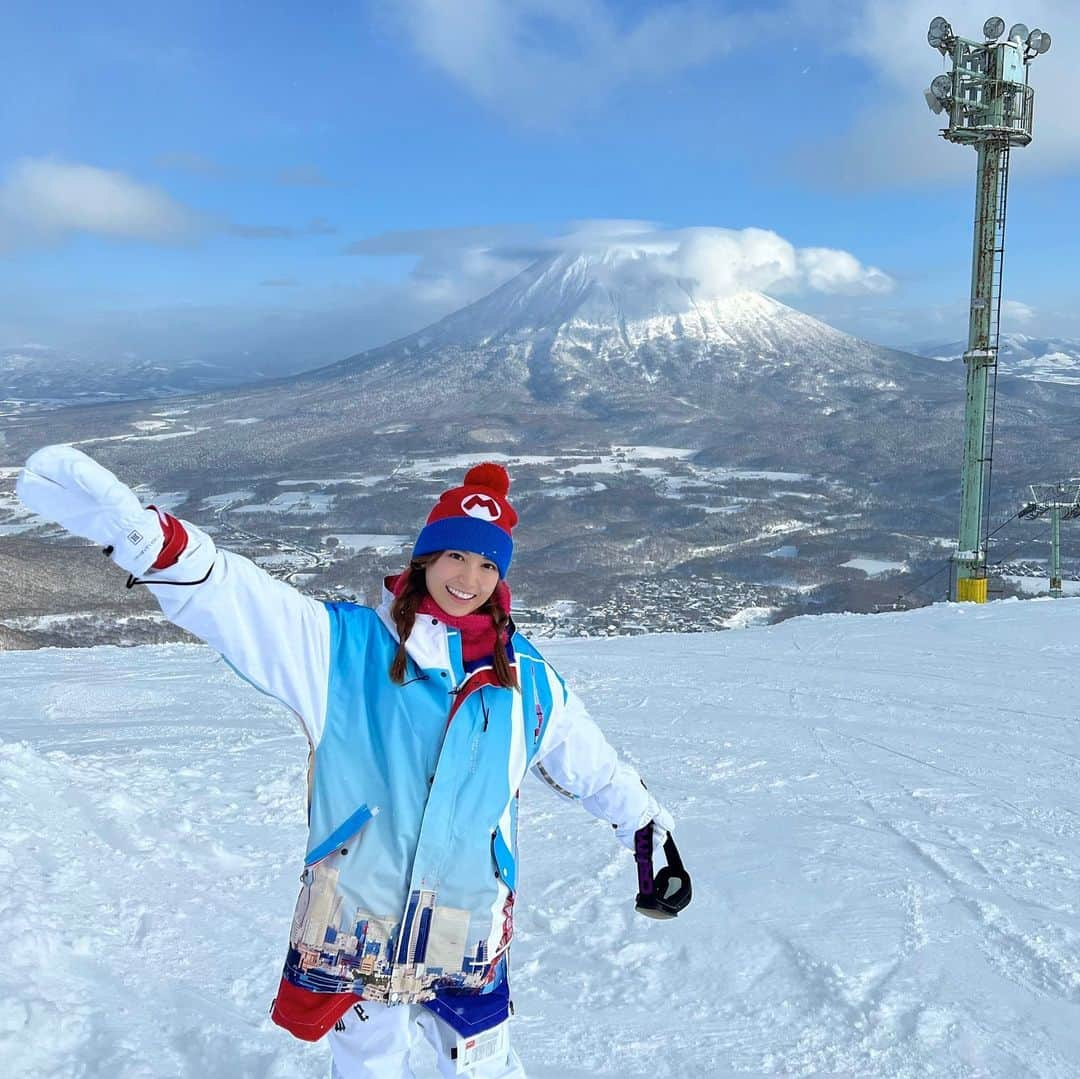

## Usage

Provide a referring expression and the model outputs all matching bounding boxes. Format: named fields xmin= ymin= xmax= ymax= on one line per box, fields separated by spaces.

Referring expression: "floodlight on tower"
xmin=983 ymin=16 xmax=1005 ymax=40
xmin=1025 ymin=29 xmax=1052 ymax=58
xmin=1008 ymin=22 xmax=1029 ymax=43
xmin=928 ymin=16 xmax=954 ymax=53
xmin=931 ymin=74 xmax=953 ymax=102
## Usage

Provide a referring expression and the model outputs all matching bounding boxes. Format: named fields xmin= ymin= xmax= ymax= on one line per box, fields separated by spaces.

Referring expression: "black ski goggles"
xmin=633 ymin=826 xmax=692 ymax=919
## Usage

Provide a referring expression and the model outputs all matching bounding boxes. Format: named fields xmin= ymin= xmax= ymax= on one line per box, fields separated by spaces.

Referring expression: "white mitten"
xmin=17 ymin=444 xmax=165 ymax=576
xmin=615 ymin=798 xmax=675 ymax=855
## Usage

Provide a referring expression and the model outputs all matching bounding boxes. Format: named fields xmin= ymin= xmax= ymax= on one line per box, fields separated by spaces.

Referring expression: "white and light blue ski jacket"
xmin=145 ymin=520 xmax=660 ymax=1036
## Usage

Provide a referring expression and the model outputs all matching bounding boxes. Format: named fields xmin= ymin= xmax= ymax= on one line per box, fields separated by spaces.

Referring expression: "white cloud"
xmin=1003 ymin=299 xmax=1037 ymax=323
xmin=391 ymin=0 xmax=748 ymax=124
xmin=661 ymin=227 xmax=799 ymax=296
xmin=392 ymin=1 xmax=1079 ymax=181
xmin=351 ymin=218 xmax=896 ymax=301
xmin=797 ymin=247 xmax=895 ymax=295
xmin=0 ymin=158 xmax=197 ymax=247
xmin=347 ymin=224 xmax=543 ymax=312
xmin=613 ymin=223 xmax=898 ymax=298
xmin=546 ymin=221 xmax=894 ymax=298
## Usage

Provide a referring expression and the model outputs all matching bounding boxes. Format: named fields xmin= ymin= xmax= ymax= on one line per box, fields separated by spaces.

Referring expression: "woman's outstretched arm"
xmin=17 ymin=444 xmax=331 ymax=745
xmin=531 ymin=672 xmax=674 ymax=851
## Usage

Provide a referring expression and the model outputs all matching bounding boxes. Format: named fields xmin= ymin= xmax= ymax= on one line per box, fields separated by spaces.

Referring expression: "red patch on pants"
xmin=269 ymin=977 xmax=356 ymax=1042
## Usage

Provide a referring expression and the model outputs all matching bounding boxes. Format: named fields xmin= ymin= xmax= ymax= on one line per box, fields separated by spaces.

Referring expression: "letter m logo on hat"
xmin=461 ymin=493 xmax=502 ymax=521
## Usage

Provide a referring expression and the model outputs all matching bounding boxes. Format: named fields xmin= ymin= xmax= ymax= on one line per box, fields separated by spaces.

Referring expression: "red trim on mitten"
xmin=148 ymin=507 xmax=188 ymax=570
xmin=269 ymin=977 xmax=356 ymax=1041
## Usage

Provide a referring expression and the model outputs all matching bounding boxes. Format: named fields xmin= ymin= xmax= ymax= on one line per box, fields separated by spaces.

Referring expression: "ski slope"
xmin=2 ymin=599 xmax=1079 ymax=1077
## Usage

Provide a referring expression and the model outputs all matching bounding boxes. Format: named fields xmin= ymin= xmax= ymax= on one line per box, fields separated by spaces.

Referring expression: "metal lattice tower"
xmin=923 ymin=17 xmax=1051 ymax=602
xmin=1018 ymin=484 xmax=1080 ymax=597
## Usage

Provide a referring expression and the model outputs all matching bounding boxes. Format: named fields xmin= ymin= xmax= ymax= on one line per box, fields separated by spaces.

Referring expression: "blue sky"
xmin=2 ymin=0 xmax=1078 ymax=375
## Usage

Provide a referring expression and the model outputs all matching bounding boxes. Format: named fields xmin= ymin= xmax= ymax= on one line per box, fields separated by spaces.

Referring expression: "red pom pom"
xmin=464 ymin=462 xmax=510 ymax=496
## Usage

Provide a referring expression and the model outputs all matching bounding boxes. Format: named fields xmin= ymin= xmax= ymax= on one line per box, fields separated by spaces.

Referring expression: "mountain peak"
xmin=422 ymin=246 xmax=802 ymax=350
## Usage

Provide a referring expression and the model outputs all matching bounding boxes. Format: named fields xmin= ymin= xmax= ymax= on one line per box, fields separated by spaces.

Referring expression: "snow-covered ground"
xmin=3 ymin=599 xmax=1080 ymax=1077
xmin=323 ymin=533 xmax=411 ymax=553
xmin=1002 ymin=575 xmax=1080 ymax=598
xmin=842 ymin=558 xmax=907 ymax=577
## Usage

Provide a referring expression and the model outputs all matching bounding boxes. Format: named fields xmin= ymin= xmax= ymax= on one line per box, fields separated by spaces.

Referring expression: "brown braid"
xmin=389 ymin=553 xmax=517 ymax=689
xmin=487 ymin=599 xmax=518 ymax=690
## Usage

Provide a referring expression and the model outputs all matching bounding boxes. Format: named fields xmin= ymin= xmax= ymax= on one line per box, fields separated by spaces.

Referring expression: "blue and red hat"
xmin=411 ymin=463 xmax=518 ymax=578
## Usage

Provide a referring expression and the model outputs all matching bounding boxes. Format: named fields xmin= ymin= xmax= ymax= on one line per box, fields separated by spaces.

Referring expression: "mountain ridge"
xmin=907 ymin=332 xmax=1080 ymax=385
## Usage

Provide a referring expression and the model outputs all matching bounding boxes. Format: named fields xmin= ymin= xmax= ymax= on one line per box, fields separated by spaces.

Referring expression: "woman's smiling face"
xmin=424 ymin=550 xmax=500 ymax=616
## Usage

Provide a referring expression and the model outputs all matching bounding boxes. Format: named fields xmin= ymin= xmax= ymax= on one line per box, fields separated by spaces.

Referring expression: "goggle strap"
xmin=633 ymin=824 xmax=692 ymax=917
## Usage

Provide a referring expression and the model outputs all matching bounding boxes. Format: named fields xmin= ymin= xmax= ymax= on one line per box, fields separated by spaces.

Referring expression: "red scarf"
xmin=388 ymin=574 xmax=511 ymax=665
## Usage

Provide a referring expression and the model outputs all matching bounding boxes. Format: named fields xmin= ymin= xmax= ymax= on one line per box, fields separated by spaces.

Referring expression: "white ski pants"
xmin=327 ymin=1001 xmax=526 ymax=1079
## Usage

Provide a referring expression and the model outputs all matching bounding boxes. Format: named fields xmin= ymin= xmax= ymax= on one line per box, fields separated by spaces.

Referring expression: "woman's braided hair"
xmin=390 ymin=553 xmax=517 ymax=689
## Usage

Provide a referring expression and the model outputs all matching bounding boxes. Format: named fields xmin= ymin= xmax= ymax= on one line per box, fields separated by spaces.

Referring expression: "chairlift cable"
xmin=895 ymin=509 xmax=1023 ymax=608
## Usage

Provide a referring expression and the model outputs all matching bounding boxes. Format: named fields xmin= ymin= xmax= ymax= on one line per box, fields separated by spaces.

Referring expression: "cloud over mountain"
xmin=353 ymin=219 xmax=895 ymax=306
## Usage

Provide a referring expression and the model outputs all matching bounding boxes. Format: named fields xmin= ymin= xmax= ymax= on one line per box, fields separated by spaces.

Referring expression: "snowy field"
xmin=1002 ymin=575 xmax=1080 ymax=598
xmin=842 ymin=558 xmax=907 ymax=578
xmin=2 ymin=599 xmax=1080 ymax=1077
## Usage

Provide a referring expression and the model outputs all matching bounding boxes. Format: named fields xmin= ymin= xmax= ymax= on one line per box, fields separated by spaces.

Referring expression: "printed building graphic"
xmin=286 ymin=865 xmax=493 ymax=1001
xmin=396 ymin=889 xmax=436 ymax=967
xmin=425 ymin=907 xmax=471 ymax=975
xmin=298 ymin=865 xmax=342 ymax=950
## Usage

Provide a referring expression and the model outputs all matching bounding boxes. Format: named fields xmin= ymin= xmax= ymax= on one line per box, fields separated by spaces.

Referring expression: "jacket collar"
xmin=374 ymin=585 xmax=518 ymax=678
xmin=375 ymin=585 xmax=453 ymax=674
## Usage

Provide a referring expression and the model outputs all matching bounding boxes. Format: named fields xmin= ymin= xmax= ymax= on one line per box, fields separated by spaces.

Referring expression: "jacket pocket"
xmin=286 ymin=803 xmax=378 ymax=997
xmin=304 ymin=803 xmax=375 ymax=867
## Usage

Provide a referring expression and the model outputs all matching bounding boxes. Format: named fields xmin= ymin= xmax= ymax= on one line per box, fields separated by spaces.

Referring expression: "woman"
xmin=17 ymin=447 xmax=675 ymax=1078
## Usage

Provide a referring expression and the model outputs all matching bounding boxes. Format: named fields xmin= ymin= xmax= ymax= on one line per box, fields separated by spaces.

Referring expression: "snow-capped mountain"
xmin=315 ymin=249 xmax=925 ymax=408
xmin=390 ymin=249 xmax=847 ymax=360
xmin=0 ymin=246 xmax=1029 ymax=490
xmin=908 ymin=333 xmax=1080 ymax=385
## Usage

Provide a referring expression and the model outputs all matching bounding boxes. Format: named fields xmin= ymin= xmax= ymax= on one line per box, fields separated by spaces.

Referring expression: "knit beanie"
xmin=411 ymin=463 xmax=518 ymax=578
